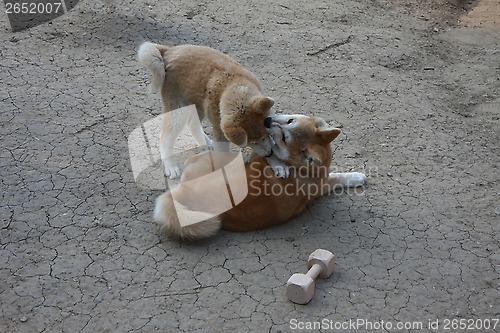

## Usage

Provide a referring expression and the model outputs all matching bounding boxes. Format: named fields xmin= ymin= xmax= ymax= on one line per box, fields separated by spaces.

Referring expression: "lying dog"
xmin=154 ymin=115 xmax=366 ymax=239
xmin=138 ymin=42 xmax=276 ymax=179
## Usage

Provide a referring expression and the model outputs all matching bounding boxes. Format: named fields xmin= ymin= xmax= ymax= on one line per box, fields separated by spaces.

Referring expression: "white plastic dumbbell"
xmin=286 ymin=249 xmax=335 ymax=304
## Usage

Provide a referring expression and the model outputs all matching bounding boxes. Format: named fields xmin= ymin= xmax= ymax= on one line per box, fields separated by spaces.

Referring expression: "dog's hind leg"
xmin=160 ymin=109 xmax=190 ymax=179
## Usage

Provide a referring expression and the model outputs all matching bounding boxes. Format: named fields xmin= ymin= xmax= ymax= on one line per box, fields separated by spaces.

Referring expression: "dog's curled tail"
xmin=153 ymin=191 xmax=221 ymax=240
xmin=137 ymin=42 xmax=168 ymax=94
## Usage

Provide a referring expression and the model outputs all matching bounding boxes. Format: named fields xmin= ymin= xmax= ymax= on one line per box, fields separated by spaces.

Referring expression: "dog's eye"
xmin=287 ymin=119 xmax=294 ymax=124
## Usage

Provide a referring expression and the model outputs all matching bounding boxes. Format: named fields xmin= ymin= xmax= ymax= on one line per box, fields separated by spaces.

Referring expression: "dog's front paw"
xmin=267 ymin=155 xmax=290 ymax=179
xmin=330 ymin=172 xmax=366 ymax=187
xmin=163 ymin=161 xmax=181 ymax=179
xmin=346 ymin=172 xmax=366 ymax=187
xmin=272 ymin=164 xmax=290 ymax=178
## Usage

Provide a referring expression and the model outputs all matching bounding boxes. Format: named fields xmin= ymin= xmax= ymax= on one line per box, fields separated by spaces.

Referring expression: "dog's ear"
xmin=253 ymin=96 xmax=274 ymax=114
xmin=314 ymin=117 xmax=329 ymax=129
xmin=226 ymin=127 xmax=248 ymax=147
xmin=317 ymin=127 xmax=341 ymax=143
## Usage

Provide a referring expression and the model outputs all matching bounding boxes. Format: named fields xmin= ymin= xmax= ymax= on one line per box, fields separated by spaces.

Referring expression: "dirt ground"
xmin=1 ymin=0 xmax=498 ymax=332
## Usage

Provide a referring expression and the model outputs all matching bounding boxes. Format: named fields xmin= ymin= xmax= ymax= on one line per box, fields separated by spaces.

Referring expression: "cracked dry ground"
xmin=1 ymin=0 xmax=498 ymax=332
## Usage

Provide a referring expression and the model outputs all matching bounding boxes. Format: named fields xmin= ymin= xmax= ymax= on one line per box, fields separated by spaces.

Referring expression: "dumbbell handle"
xmin=306 ymin=263 xmax=323 ymax=280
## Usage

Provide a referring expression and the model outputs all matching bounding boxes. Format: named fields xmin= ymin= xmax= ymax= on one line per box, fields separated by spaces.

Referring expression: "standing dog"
xmin=138 ymin=42 xmax=275 ymax=178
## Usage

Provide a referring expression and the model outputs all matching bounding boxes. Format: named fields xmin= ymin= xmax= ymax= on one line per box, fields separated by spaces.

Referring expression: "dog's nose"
xmin=264 ymin=117 xmax=273 ymax=129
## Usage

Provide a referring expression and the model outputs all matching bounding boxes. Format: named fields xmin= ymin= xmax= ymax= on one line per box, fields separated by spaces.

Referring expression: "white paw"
xmin=266 ymin=155 xmax=290 ymax=178
xmin=330 ymin=172 xmax=366 ymax=187
xmin=163 ymin=160 xmax=181 ymax=179
xmin=272 ymin=164 xmax=290 ymax=179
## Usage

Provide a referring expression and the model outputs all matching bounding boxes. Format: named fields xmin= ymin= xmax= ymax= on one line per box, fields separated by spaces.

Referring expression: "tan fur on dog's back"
xmin=154 ymin=116 xmax=344 ymax=239
xmin=138 ymin=42 xmax=274 ymax=147
xmin=152 ymin=43 xmax=260 ymax=107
